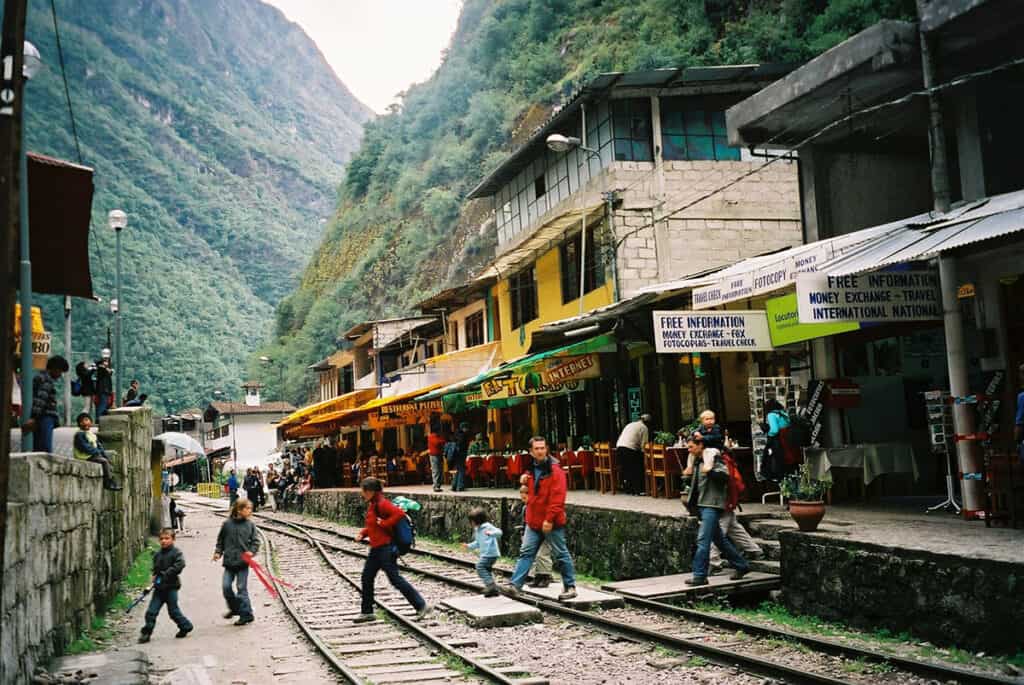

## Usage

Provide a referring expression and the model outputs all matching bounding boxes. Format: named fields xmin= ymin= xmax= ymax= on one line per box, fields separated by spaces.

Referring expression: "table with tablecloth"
xmin=466 ymin=455 xmax=484 ymax=480
xmin=803 ymin=443 xmax=918 ymax=485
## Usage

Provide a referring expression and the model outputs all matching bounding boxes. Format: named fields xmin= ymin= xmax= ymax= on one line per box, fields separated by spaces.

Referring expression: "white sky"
xmin=263 ymin=0 xmax=463 ymax=113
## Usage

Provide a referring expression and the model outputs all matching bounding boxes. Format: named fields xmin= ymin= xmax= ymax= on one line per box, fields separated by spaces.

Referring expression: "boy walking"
xmin=214 ymin=498 xmax=259 ymax=625
xmin=139 ymin=528 xmax=193 ymax=642
xmin=464 ymin=507 xmax=502 ymax=597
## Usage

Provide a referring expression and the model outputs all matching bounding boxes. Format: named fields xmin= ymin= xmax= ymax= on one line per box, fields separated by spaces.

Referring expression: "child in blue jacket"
xmin=464 ymin=507 xmax=502 ymax=596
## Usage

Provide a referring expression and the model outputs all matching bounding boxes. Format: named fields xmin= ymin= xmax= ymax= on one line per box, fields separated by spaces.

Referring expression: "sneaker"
xmin=351 ymin=613 xmax=376 ymax=624
xmin=684 ymin=576 xmax=709 ymax=586
xmin=729 ymin=568 xmax=750 ymax=581
xmin=175 ymin=627 xmax=192 ymax=639
xmin=528 ymin=574 xmax=552 ymax=588
xmin=415 ymin=604 xmax=433 ymax=621
xmin=483 ymin=584 xmax=500 ymax=597
xmin=558 ymin=587 xmax=578 ymax=601
xmin=234 ymin=616 xmax=254 ymax=626
xmin=433 ymin=487 xmax=442 ymax=492
xmin=709 ymin=563 xmax=724 ymax=576
xmin=137 ymin=633 xmax=150 ymax=644
xmin=500 ymin=583 xmax=523 ymax=598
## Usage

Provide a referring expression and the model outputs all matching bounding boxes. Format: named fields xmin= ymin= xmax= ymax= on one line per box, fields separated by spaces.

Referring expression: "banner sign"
xmin=765 ymin=293 xmax=858 ymax=346
xmin=652 ymin=310 xmax=774 ymax=353
xmin=14 ymin=331 xmax=52 ymax=369
xmin=796 ymin=270 xmax=942 ymax=323
xmin=388 ymin=399 xmax=443 ymax=414
xmin=692 ymin=243 xmax=835 ymax=309
xmin=479 ymin=354 xmax=599 ymax=401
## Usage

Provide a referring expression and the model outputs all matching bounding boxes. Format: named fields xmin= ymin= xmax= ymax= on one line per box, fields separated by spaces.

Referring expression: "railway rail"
xmin=252 ymin=508 xmax=1019 ymax=685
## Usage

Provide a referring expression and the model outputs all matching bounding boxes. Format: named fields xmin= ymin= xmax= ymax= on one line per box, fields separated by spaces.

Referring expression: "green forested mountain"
xmin=21 ymin=0 xmax=372 ymax=411
xmin=262 ymin=0 xmax=916 ymax=404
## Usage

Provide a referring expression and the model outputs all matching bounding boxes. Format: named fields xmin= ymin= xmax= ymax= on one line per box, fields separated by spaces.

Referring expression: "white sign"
xmin=652 ymin=310 xmax=774 ymax=353
xmin=693 ymin=243 xmax=835 ymax=310
xmin=796 ymin=270 xmax=942 ymax=323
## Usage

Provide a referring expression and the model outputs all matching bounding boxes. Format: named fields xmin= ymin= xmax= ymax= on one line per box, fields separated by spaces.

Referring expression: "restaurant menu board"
xmin=749 ymin=376 xmax=799 ymax=481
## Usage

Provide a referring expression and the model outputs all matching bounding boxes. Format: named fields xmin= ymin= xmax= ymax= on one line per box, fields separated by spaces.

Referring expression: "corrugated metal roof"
xmin=820 ymin=189 xmax=1024 ymax=276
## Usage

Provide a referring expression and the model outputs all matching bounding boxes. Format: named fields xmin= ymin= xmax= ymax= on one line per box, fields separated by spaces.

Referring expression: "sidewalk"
xmin=110 ymin=503 xmax=337 ymax=684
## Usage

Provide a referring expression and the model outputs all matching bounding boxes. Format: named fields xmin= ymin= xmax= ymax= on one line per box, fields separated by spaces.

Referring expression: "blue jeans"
xmin=95 ymin=394 xmax=111 ymax=421
xmin=361 ymin=545 xmax=425 ymax=615
xmin=692 ymin=506 xmax=749 ymax=579
xmin=143 ymin=588 xmax=192 ymax=634
xmin=452 ymin=459 xmax=466 ymax=491
xmin=430 ymin=455 xmax=443 ymax=489
xmin=510 ymin=526 xmax=576 ymax=590
xmin=476 ymin=555 xmax=499 ymax=586
xmin=34 ymin=414 xmax=57 ymax=453
xmin=222 ymin=566 xmax=252 ymax=619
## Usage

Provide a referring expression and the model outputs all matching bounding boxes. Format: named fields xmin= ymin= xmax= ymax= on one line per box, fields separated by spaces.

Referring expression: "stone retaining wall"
xmin=302 ymin=490 xmax=698 ymax=581
xmin=779 ymin=531 xmax=1024 ymax=652
xmin=2 ymin=408 xmax=154 ymax=684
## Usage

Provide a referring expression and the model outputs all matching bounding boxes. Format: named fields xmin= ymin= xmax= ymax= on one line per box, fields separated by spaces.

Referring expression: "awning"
xmin=28 ymin=152 xmax=95 ymax=298
xmin=305 ymin=407 xmax=367 ymax=427
xmin=814 ymin=190 xmax=1024 ymax=276
xmin=362 ymin=384 xmax=444 ymax=411
xmin=164 ymin=453 xmax=198 ymax=468
xmin=279 ymin=387 xmax=379 ymax=427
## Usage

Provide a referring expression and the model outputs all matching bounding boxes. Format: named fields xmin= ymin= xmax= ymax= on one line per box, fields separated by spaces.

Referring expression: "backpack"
xmin=392 ymin=512 xmax=416 ymax=555
xmin=722 ymin=451 xmax=746 ymax=512
xmin=789 ymin=411 xmax=813 ymax=449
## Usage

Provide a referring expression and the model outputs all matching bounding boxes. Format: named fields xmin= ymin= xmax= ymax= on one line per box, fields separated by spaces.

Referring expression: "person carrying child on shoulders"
xmin=139 ymin=528 xmax=193 ymax=643
xmin=464 ymin=507 xmax=502 ymax=597
xmin=213 ymin=498 xmax=259 ymax=626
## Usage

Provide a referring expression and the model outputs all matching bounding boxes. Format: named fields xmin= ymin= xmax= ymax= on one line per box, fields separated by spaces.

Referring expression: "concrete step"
xmin=756 ymin=538 xmax=781 ymax=560
xmin=744 ymin=518 xmax=795 ymax=540
xmin=750 ymin=559 xmax=781 ymax=575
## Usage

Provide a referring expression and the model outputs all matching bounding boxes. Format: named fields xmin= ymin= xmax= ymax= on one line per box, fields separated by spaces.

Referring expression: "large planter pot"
xmin=788 ymin=500 xmax=826 ymax=532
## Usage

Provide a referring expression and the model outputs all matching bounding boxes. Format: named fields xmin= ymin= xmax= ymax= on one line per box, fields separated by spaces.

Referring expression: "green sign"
xmin=765 ymin=293 xmax=858 ymax=346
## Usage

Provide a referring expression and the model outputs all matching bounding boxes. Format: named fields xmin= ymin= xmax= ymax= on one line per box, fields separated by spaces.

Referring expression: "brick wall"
xmin=1 ymin=408 xmax=155 ymax=683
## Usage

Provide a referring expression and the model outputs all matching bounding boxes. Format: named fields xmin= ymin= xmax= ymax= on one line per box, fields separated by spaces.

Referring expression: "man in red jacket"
xmin=505 ymin=436 xmax=578 ymax=601
xmin=352 ymin=478 xmax=431 ymax=623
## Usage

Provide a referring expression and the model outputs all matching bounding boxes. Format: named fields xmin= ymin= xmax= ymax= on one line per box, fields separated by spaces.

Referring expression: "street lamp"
xmin=546 ymin=133 xmax=603 ymax=315
xmin=107 ymin=209 xmax=128 ymax=407
xmin=18 ymin=42 xmax=42 ymax=451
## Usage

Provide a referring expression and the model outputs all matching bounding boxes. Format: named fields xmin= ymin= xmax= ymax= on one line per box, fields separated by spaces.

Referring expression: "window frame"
xmin=610 ymin=98 xmax=654 ymax=162
xmin=509 ymin=266 xmax=538 ymax=330
xmin=464 ymin=310 xmax=485 ymax=348
xmin=559 ymin=224 xmax=606 ymax=304
xmin=660 ymin=98 xmax=740 ymax=162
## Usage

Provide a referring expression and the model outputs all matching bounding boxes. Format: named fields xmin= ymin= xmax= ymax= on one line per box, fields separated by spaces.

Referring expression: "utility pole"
xmin=916 ymin=0 xmax=983 ymax=517
xmin=0 ymin=0 xmax=30 ymax=661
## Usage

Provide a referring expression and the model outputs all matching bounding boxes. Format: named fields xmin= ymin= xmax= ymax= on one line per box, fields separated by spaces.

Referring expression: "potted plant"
xmin=780 ymin=463 xmax=832 ymax=532
xmin=653 ymin=431 xmax=676 ymax=446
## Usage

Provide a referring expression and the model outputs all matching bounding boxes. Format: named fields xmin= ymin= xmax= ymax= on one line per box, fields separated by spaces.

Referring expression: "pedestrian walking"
xmin=516 ymin=483 xmax=554 ymax=587
xmin=226 ymin=469 xmax=239 ymax=505
xmin=464 ymin=507 xmax=502 ymax=597
xmin=427 ymin=425 xmax=446 ymax=492
xmin=683 ymin=433 xmax=749 ymax=586
xmin=213 ymin=498 xmax=259 ymax=625
xmin=352 ymin=478 xmax=431 ymax=623
xmin=23 ymin=355 xmax=69 ymax=454
xmin=505 ymin=436 xmax=578 ymax=601
xmin=615 ymin=413 xmax=651 ymax=495
xmin=138 ymin=528 xmax=193 ymax=642
xmin=72 ymin=412 xmax=122 ymax=490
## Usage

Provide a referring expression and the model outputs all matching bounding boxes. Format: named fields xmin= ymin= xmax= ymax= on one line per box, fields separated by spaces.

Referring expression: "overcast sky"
xmin=263 ymin=0 xmax=463 ymax=113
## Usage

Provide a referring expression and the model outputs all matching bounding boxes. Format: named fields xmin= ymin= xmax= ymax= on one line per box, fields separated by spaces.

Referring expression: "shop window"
xmin=660 ymin=99 xmax=740 ymax=161
xmin=448 ymin=321 xmax=459 ymax=351
xmin=509 ymin=266 xmax=538 ymax=330
xmin=465 ymin=311 xmax=485 ymax=347
xmin=340 ymin=365 xmax=354 ymax=394
xmin=559 ymin=225 xmax=606 ymax=303
xmin=611 ymin=98 xmax=653 ymax=162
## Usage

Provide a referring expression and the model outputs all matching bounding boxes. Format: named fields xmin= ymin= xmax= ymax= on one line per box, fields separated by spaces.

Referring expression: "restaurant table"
xmin=804 ymin=442 xmax=918 ymax=485
xmin=466 ymin=455 xmax=484 ymax=480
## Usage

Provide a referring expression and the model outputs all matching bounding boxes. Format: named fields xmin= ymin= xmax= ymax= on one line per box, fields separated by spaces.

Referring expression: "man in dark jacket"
xmin=505 ymin=436 xmax=578 ymax=601
xmin=23 ymin=355 xmax=69 ymax=453
xmin=139 ymin=528 xmax=193 ymax=642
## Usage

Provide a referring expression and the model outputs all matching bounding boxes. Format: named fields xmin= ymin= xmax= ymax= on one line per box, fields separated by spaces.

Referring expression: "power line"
xmin=613 ymin=54 xmax=1024 ymax=250
xmin=49 ymin=0 xmax=81 ymax=163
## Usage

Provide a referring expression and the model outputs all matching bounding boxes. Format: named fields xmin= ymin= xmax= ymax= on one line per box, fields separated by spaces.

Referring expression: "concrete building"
xmin=203 ymin=382 xmax=294 ymax=471
xmin=468 ymin=65 xmax=804 ymax=360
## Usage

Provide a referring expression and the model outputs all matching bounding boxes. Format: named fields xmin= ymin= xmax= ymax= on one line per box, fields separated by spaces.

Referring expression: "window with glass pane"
xmin=465 ymin=311 xmax=485 ymax=348
xmin=510 ymin=266 xmax=538 ymax=330
xmin=559 ymin=225 xmax=606 ymax=303
xmin=611 ymin=98 xmax=653 ymax=162
xmin=660 ymin=100 xmax=740 ymax=161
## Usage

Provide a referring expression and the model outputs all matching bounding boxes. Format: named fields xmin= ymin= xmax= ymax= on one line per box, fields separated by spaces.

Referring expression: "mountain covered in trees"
xmin=261 ymin=0 xmax=916 ymax=404
xmin=22 ymin=0 xmax=372 ymax=411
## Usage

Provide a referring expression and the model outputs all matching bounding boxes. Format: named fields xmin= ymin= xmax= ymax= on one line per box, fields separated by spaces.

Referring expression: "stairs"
xmin=734 ymin=514 xmax=790 ymax=576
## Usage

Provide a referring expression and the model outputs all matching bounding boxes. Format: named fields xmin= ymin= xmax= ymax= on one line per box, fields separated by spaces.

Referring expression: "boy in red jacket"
xmin=505 ymin=436 xmax=578 ymax=601
xmin=352 ymin=478 xmax=431 ymax=623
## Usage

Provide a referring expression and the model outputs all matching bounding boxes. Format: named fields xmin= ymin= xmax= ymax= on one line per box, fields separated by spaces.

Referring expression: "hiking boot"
xmin=528 ymin=574 xmax=552 ymax=588
xmin=137 ymin=633 xmax=150 ymax=644
xmin=234 ymin=616 xmax=254 ymax=626
xmin=558 ymin=587 xmax=578 ymax=602
xmin=501 ymin=583 xmax=523 ymax=598
xmin=351 ymin=613 xmax=376 ymax=624
xmin=415 ymin=604 xmax=433 ymax=621
xmin=684 ymin=576 xmax=709 ymax=586
xmin=175 ymin=627 xmax=192 ymax=639
xmin=482 ymin=584 xmax=500 ymax=597
xmin=729 ymin=568 xmax=750 ymax=581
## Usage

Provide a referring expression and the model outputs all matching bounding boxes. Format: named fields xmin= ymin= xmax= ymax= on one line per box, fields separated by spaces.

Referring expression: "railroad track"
xmin=261 ymin=528 xmax=547 ymax=685
xmin=250 ymin=508 xmax=1020 ymax=685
